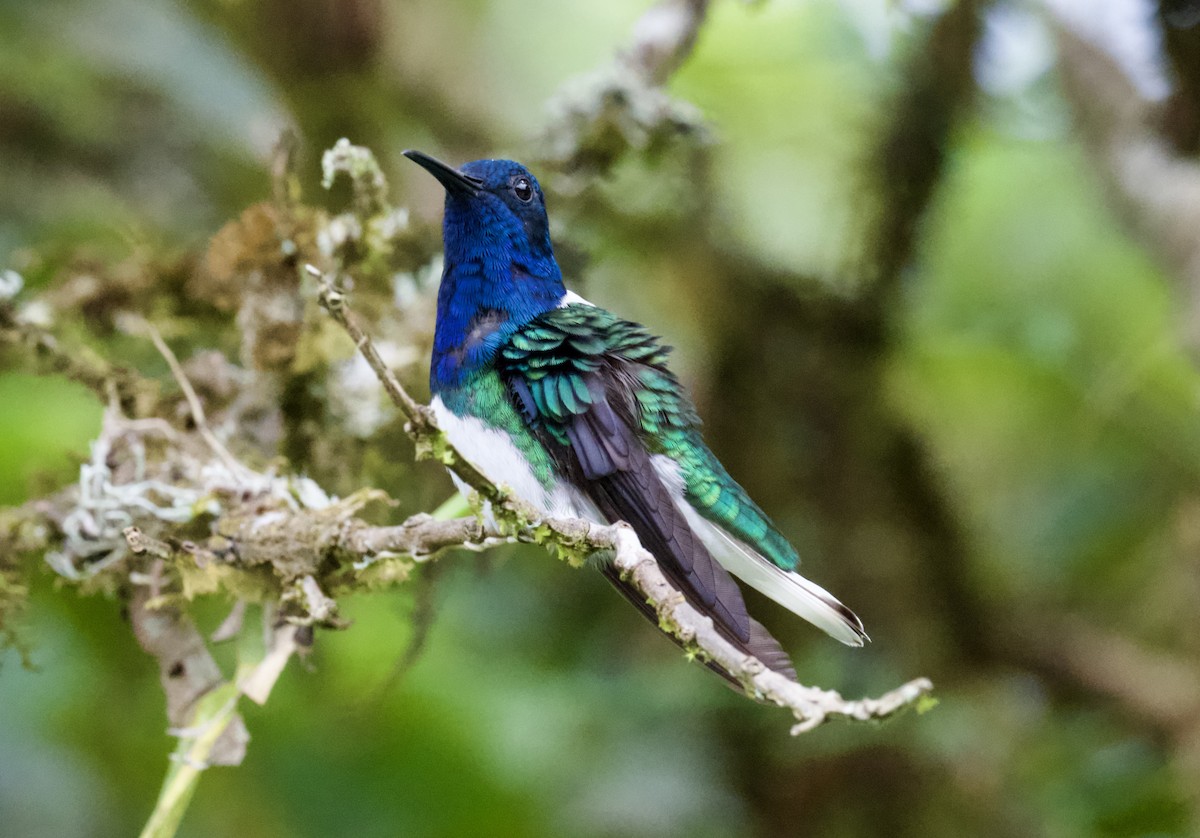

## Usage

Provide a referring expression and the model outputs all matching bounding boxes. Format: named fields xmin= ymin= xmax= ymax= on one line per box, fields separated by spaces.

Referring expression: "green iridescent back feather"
xmin=500 ymin=304 xmax=801 ymax=572
xmin=437 ymin=369 xmax=557 ymax=488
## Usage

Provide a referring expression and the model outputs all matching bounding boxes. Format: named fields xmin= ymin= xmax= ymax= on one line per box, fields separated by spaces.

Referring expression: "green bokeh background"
xmin=2 ymin=1 xmax=1198 ymax=836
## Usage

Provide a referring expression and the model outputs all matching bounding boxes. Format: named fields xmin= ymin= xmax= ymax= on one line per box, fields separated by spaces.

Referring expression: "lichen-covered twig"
xmin=609 ymin=526 xmax=933 ymax=731
xmin=539 ymin=0 xmax=713 ymax=175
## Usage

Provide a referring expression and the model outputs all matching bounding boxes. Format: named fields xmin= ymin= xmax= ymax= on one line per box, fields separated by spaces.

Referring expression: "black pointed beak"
xmin=403 ymin=150 xmax=482 ymax=197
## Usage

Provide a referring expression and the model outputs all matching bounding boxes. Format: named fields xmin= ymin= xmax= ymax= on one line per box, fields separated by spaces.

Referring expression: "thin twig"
xmin=308 ymin=264 xmax=502 ymax=498
xmin=138 ymin=318 xmax=252 ymax=483
xmin=306 ymin=266 xmax=424 ymax=421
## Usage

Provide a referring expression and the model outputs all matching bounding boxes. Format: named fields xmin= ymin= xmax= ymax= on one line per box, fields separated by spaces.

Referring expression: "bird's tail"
xmin=599 ymin=563 xmax=797 ymax=686
xmin=679 ymin=504 xmax=868 ymax=647
xmin=782 ymin=571 xmax=869 ymax=647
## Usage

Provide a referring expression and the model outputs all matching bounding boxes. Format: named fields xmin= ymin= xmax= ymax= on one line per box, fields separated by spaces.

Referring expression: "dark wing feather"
xmin=582 ymin=416 xmax=742 ymax=635
xmin=500 ymin=306 xmax=796 ymax=680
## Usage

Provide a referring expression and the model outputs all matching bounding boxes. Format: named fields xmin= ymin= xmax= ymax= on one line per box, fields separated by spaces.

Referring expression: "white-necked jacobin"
xmin=404 ymin=150 xmax=866 ymax=683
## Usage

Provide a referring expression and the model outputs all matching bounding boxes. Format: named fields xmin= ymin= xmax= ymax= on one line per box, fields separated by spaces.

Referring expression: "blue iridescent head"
xmin=404 ymin=150 xmax=567 ymax=391
xmin=404 ymin=151 xmax=560 ymax=276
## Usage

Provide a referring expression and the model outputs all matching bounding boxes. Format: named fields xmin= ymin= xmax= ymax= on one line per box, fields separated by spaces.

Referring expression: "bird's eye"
xmin=512 ymin=177 xmax=534 ymax=202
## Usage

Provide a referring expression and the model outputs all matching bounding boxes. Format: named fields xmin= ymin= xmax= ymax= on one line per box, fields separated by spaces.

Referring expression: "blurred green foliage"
xmin=0 ymin=375 xmax=101 ymax=506
xmin=2 ymin=1 xmax=1198 ymax=836
xmin=898 ymin=132 xmax=1200 ymax=583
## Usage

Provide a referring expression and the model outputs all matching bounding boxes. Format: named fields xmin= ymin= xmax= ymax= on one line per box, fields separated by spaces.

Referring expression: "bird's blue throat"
xmin=421 ymin=157 xmax=566 ymax=393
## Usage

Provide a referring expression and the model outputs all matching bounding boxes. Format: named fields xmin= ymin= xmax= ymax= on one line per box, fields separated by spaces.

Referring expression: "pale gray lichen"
xmin=321 ymin=138 xmax=389 ymax=216
xmin=541 ymin=65 xmax=710 ymax=176
xmin=316 ymin=213 xmax=365 ymax=261
xmin=0 ymin=269 xmax=23 ymax=302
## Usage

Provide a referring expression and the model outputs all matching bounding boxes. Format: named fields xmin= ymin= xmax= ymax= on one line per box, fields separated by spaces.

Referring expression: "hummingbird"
xmin=404 ymin=150 xmax=866 ymax=683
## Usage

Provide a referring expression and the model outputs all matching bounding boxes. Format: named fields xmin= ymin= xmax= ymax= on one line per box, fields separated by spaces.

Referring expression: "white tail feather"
xmin=677 ymin=502 xmax=868 ymax=647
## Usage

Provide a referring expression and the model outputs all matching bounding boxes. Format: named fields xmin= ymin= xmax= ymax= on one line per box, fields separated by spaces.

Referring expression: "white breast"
xmin=430 ymin=396 xmax=591 ymax=519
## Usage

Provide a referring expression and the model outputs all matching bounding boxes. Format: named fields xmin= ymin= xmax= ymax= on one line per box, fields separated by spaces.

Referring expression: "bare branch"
xmin=239 ymin=617 xmax=301 ymax=706
xmin=128 ymin=585 xmax=249 ymax=767
xmin=1004 ymin=613 xmax=1200 ymax=735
